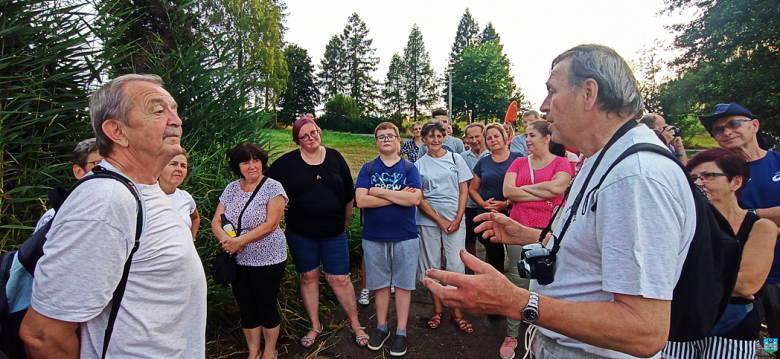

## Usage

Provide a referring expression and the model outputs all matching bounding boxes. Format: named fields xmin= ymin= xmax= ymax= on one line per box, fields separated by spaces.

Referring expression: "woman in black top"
xmin=663 ymin=148 xmax=775 ymax=359
xmin=265 ymin=115 xmax=369 ymax=348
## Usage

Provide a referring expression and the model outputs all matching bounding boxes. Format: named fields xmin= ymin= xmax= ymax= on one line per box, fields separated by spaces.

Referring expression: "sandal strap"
xmin=351 ymin=326 xmax=365 ymax=333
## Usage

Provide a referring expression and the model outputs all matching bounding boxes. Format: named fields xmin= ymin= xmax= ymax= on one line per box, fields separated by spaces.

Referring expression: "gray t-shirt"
xmin=531 ymin=126 xmax=695 ymax=358
xmin=460 ymin=149 xmax=491 ymax=208
xmin=415 ymin=151 xmax=473 ymax=227
xmin=509 ymin=133 xmax=528 ymax=156
xmin=417 ymin=136 xmax=465 ymax=158
xmin=31 ymin=162 xmax=207 ymax=358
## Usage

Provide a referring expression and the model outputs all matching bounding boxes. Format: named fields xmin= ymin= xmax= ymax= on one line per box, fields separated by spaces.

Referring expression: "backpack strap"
xmin=84 ymin=166 xmax=143 ymax=359
xmin=588 ymin=143 xmax=688 ymax=213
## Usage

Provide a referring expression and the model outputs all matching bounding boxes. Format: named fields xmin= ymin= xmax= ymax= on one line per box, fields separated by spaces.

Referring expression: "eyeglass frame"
xmin=690 ymin=172 xmax=729 ymax=183
xmin=711 ymin=118 xmax=753 ymax=137
xmin=298 ymin=129 xmax=320 ymax=142
xmin=84 ymin=160 xmax=102 ymax=170
xmin=375 ymin=134 xmax=398 ymax=142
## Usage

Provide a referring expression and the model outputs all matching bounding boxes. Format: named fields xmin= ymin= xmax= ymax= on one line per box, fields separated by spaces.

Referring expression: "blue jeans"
xmin=286 ymin=230 xmax=349 ymax=275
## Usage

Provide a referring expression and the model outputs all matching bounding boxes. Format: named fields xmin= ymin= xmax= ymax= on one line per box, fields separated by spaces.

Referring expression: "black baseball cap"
xmin=698 ymin=102 xmax=755 ymax=135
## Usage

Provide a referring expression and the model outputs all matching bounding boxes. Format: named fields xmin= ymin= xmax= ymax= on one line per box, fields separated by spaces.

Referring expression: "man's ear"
xmin=102 ymin=119 xmax=129 ymax=149
xmin=581 ymin=78 xmax=599 ymax=111
xmin=72 ymin=164 xmax=86 ymax=180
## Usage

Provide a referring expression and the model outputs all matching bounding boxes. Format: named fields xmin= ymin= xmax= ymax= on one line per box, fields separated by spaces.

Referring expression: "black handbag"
xmin=211 ymin=177 xmax=267 ymax=284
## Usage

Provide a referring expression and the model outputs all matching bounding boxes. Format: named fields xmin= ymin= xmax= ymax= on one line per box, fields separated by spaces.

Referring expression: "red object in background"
xmin=505 ymin=101 xmax=518 ymax=124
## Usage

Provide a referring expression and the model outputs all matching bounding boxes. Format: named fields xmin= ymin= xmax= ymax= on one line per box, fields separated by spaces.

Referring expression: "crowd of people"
xmin=14 ymin=43 xmax=780 ymax=359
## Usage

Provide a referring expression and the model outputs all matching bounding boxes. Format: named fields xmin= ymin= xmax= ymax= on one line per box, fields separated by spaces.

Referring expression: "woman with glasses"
xmin=663 ymin=148 xmax=775 ymax=359
xmin=265 ymin=115 xmax=369 ymax=348
xmin=159 ymin=148 xmax=200 ymax=239
xmin=400 ymin=121 xmax=423 ymax=163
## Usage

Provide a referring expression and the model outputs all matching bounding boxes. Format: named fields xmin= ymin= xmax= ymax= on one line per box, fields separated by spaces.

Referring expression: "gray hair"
xmin=464 ymin=122 xmax=485 ymax=135
xmin=89 ymin=74 xmax=164 ymax=157
xmin=639 ymin=113 xmax=659 ymax=128
xmin=552 ymin=44 xmax=643 ymax=118
xmin=71 ymin=138 xmax=98 ymax=169
xmin=522 ymin=110 xmax=541 ymax=119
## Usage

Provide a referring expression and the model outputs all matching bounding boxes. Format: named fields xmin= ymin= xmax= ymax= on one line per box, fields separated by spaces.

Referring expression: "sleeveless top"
xmin=719 ymin=211 xmax=761 ymax=340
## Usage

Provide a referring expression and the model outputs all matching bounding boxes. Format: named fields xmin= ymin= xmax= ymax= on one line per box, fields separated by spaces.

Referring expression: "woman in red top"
xmin=498 ymin=121 xmax=573 ymax=359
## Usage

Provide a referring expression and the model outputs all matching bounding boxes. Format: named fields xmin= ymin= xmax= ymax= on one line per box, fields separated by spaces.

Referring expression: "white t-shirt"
xmin=31 ymin=162 xmax=207 ymax=358
xmin=415 ymin=151 xmax=473 ymax=227
xmin=168 ymin=188 xmax=196 ymax=228
xmin=531 ymin=126 xmax=695 ymax=358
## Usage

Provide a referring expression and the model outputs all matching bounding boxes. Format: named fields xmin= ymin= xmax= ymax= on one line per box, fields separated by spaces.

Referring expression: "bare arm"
xmin=519 ymin=171 xmax=572 ymax=200
xmin=733 ymin=218 xmax=777 ymax=297
xmin=20 ymin=307 xmax=80 ymax=359
xmin=189 ymin=208 xmax=200 ymax=239
xmin=503 ymin=172 xmax=546 ymax=203
xmin=344 ymin=199 xmax=354 ymax=232
xmin=211 ymin=203 xmax=231 ymax=243
xmin=217 ymin=197 xmax=286 ymax=254
xmin=424 ymin=251 xmax=670 ymax=358
xmin=756 ymin=207 xmax=780 ymax=227
xmin=355 ymin=187 xmax=393 ymax=209
xmin=369 ymin=186 xmax=421 ymax=207
xmin=468 ymin=174 xmax=488 ymax=208
xmin=446 ymin=181 xmax=469 ymax=233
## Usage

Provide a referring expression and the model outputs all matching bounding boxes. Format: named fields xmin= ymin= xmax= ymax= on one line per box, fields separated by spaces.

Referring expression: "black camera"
xmin=518 ymin=243 xmax=557 ymax=285
xmin=666 ymin=125 xmax=681 ymax=137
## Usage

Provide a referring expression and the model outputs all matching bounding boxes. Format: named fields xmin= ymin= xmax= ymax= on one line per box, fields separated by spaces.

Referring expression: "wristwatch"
xmin=522 ymin=291 xmax=540 ymax=324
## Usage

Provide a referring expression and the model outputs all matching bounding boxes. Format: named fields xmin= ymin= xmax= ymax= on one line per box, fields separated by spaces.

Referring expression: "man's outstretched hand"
xmin=423 ymin=249 xmax=527 ymax=319
xmin=473 ymin=211 xmax=540 ymax=246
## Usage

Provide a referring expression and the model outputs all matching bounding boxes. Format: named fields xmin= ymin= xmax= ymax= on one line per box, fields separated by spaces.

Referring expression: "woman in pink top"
xmin=499 ymin=121 xmax=573 ymax=359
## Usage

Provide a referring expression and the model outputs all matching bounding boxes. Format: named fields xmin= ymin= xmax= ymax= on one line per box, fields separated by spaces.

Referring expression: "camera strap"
xmin=539 ymin=119 xmax=639 ymax=255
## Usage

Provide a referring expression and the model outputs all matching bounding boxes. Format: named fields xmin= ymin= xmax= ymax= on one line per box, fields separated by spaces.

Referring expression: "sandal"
xmin=427 ymin=311 xmax=443 ymax=329
xmin=450 ymin=316 xmax=474 ymax=334
xmin=351 ymin=326 xmax=369 ymax=347
xmin=301 ymin=323 xmax=323 ymax=348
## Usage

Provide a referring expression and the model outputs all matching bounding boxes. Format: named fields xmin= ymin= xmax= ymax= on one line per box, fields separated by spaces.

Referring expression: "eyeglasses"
xmin=85 ymin=160 xmax=101 ymax=169
xmin=690 ymin=172 xmax=729 ymax=182
xmin=712 ymin=119 xmax=752 ymax=137
xmin=376 ymin=135 xmax=397 ymax=141
xmin=299 ymin=129 xmax=320 ymax=142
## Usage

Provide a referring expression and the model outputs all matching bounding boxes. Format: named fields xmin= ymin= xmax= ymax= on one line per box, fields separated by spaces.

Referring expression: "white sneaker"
xmin=358 ymin=288 xmax=370 ymax=305
xmin=391 ymin=285 xmax=395 ymax=294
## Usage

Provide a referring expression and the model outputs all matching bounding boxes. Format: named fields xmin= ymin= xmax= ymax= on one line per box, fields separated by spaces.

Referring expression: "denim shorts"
xmin=286 ymin=230 xmax=350 ymax=275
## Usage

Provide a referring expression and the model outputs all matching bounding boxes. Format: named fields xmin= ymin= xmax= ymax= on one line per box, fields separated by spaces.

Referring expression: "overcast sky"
xmin=284 ymin=0 xmax=696 ymax=111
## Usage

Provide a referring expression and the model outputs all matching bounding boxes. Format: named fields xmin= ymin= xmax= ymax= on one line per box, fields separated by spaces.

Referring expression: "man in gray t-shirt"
xmin=423 ymin=45 xmax=695 ymax=359
xmin=20 ymin=75 xmax=207 ymax=358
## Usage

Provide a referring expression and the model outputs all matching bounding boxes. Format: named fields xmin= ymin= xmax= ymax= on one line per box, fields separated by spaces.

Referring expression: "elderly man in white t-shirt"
xmin=20 ymin=74 xmax=207 ymax=358
xmin=423 ymin=45 xmax=695 ymax=359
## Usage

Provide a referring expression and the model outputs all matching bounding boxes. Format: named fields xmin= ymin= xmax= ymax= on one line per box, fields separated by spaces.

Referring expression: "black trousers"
xmin=476 ymin=209 xmax=508 ymax=273
xmin=232 ymin=260 xmax=287 ymax=329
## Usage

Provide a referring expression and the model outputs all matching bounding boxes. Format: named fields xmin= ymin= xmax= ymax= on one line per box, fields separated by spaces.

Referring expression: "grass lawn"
xmin=265 ymin=129 xmax=378 ymax=177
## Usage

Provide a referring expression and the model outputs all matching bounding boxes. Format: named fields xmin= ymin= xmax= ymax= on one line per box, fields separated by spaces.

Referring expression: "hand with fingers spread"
xmin=473 ymin=211 xmax=542 ymax=246
xmin=423 ymin=248 xmax=527 ymax=318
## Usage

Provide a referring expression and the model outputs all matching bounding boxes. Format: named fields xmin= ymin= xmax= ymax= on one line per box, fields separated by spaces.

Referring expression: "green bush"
xmin=324 ymin=94 xmax=361 ymax=119
xmin=317 ymin=114 xmax=388 ymax=134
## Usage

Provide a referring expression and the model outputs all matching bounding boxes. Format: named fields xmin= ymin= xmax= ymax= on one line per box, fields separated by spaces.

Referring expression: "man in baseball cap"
xmin=700 ymin=102 xmax=780 ymax=339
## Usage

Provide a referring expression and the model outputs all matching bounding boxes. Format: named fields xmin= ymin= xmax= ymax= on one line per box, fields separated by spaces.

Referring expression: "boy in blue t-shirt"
xmin=355 ymin=122 xmax=422 ymax=356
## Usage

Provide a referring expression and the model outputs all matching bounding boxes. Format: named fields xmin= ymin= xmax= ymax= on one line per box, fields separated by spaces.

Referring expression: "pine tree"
xmin=279 ymin=44 xmax=321 ymax=125
xmin=402 ymin=24 xmax=438 ymax=121
xmin=480 ymin=22 xmax=500 ymax=44
xmin=443 ymin=8 xmax=480 ymax=110
xmin=339 ymin=13 xmax=381 ymax=114
xmin=318 ymin=35 xmax=347 ymax=100
xmin=383 ymin=53 xmax=406 ymax=120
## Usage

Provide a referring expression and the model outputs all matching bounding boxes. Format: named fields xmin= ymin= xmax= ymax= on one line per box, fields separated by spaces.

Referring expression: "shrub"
xmin=317 ymin=114 xmax=387 ymax=134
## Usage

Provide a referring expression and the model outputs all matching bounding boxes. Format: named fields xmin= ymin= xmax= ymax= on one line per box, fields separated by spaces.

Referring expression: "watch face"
xmin=522 ymin=308 xmax=539 ymax=322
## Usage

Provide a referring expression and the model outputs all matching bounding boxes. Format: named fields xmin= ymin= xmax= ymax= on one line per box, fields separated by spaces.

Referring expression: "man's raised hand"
xmin=473 ymin=211 xmax=540 ymax=246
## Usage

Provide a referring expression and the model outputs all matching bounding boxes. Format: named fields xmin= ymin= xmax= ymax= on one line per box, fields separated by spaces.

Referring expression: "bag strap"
xmin=79 ymin=166 xmax=143 ymax=359
xmin=527 ymin=155 xmax=535 ymax=184
xmin=236 ymin=176 xmax=268 ymax=234
xmin=540 ymin=120 xmax=639 ymax=255
xmin=587 ymin=143 xmax=689 ymax=213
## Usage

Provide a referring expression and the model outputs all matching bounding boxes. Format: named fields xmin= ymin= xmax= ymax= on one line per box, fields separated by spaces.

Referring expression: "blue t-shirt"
xmin=738 ymin=150 xmax=780 ymax=283
xmin=472 ymin=152 xmax=524 ymax=207
xmin=356 ymin=157 xmax=422 ymax=242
